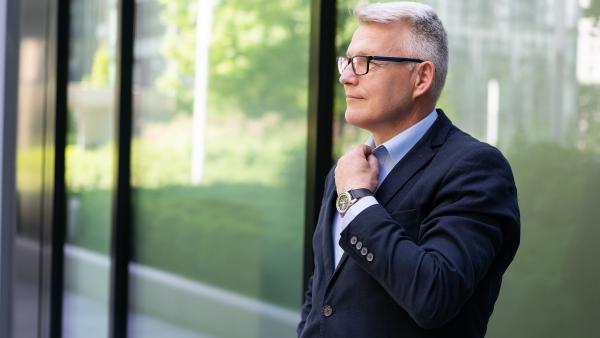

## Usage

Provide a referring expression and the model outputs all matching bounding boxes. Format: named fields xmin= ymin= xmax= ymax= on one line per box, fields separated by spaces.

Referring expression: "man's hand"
xmin=335 ymin=144 xmax=379 ymax=194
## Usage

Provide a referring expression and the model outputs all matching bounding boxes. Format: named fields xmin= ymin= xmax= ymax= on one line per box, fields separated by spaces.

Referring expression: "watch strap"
xmin=348 ymin=188 xmax=372 ymax=200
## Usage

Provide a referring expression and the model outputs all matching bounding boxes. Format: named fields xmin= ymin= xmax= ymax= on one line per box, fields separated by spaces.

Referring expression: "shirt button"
xmin=322 ymin=305 xmax=333 ymax=317
xmin=350 ymin=236 xmax=358 ymax=245
xmin=356 ymin=241 xmax=363 ymax=250
xmin=361 ymin=247 xmax=368 ymax=256
xmin=366 ymin=253 xmax=374 ymax=262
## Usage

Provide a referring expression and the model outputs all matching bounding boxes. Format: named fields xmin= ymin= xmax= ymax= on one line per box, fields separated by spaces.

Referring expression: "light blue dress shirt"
xmin=332 ymin=109 xmax=438 ymax=268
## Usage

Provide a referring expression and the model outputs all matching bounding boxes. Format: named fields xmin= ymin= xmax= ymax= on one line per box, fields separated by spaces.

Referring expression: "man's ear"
xmin=412 ymin=61 xmax=435 ymax=99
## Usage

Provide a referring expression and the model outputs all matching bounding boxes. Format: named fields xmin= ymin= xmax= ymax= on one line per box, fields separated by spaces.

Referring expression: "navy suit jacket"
xmin=297 ymin=110 xmax=520 ymax=338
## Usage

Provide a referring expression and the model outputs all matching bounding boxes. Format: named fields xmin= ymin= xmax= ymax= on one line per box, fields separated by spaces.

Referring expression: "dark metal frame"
xmin=303 ymin=0 xmax=337 ymax=294
xmin=49 ymin=0 xmax=138 ymax=336
xmin=109 ymin=0 xmax=136 ymax=337
xmin=49 ymin=0 xmax=70 ymax=337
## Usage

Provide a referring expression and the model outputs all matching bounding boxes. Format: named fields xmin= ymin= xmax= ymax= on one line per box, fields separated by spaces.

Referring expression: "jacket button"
xmin=322 ymin=305 xmax=333 ymax=317
xmin=366 ymin=253 xmax=374 ymax=262
xmin=361 ymin=247 xmax=368 ymax=256
xmin=356 ymin=241 xmax=363 ymax=250
xmin=350 ymin=236 xmax=358 ymax=245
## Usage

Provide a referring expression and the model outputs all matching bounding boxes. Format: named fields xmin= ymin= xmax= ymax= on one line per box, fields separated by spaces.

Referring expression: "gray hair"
xmin=354 ymin=2 xmax=448 ymax=101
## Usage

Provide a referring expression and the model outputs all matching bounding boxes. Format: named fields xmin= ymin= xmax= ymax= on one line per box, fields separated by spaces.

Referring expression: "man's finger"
xmin=352 ymin=144 xmax=373 ymax=157
xmin=368 ymin=154 xmax=379 ymax=172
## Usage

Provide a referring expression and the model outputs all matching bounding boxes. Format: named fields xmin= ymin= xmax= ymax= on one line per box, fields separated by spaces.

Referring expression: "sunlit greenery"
xmin=157 ymin=0 xmax=309 ymax=118
xmin=81 ymin=44 xmax=111 ymax=87
xmin=66 ymin=114 xmax=305 ymax=189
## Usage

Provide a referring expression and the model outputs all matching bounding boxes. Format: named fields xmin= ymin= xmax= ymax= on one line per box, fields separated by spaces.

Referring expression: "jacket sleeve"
xmin=339 ymin=145 xmax=520 ymax=329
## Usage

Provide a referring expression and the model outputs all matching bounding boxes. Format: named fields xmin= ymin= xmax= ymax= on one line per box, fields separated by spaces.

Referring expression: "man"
xmin=297 ymin=2 xmax=520 ymax=338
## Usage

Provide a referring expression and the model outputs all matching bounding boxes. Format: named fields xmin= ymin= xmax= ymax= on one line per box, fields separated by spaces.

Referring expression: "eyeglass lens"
xmin=337 ymin=56 xmax=369 ymax=75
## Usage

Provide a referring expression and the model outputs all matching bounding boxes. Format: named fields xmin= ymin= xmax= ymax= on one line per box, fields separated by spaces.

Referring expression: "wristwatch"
xmin=336 ymin=188 xmax=372 ymax=215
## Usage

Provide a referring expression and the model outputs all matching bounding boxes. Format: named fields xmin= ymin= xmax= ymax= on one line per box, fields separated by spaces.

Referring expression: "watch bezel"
xmin=336 ymin=188 xmax=372 ymax=214
xmin=336 ymin=191 xmax=353 ymax=214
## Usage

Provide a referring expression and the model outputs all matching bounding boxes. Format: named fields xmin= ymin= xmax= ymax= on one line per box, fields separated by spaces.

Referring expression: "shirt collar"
xmin=366 ymin=109 xmax=438 ymax=165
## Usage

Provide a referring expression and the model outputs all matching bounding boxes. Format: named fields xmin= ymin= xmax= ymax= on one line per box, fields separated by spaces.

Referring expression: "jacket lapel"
xmin=375 ymin=109 xmax=452 ymax=206
xmin=320 ymin=176 xmax=338 ymax=280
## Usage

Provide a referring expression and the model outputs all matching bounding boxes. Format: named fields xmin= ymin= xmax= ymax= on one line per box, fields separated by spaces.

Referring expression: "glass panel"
xmin=13 ymin=0 xmax=52 ymax=335
xmin=335 ymin=1 xmax=600 ymax=337
xmin=128 ymin=0 xmax=309 ymax=337
xmin=62 ymin=0 xmax=117 ymax=337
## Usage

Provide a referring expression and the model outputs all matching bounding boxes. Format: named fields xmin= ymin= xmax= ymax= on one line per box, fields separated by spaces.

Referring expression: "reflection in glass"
xmin=62 ymin=1 xmax=117 ymax=337
xmin=335 ymin=1 xmax=600 ymax=337
xmin=129 ymin=1 xmax=309 ymax=337
xmin=13 ymin=0 xmax=52 ymax=335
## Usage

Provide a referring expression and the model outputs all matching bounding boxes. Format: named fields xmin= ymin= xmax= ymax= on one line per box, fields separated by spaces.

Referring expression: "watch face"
xmin=336 ymin=192 xmax=351 ymax=213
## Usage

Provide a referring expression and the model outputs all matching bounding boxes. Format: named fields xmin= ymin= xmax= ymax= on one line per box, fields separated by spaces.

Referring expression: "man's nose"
xmin=339 ymin=65 xmax=358 ymax=85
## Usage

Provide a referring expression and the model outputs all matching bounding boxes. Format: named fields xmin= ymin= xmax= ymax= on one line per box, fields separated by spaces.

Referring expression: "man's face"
xmin=340 ymin=22 xmax=417 ymax=133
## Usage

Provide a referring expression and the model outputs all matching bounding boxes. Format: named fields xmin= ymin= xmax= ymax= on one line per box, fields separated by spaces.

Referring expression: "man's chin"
xmin=344 ymin=110 xmax=371 ymax=129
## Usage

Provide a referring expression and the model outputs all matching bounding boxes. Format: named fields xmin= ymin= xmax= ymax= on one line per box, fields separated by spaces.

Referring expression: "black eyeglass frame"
xmin=337 ymin=55 xmax=425 ymax=76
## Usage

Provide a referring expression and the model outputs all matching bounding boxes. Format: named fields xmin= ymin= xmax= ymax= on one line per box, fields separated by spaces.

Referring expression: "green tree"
xmin=156 ymin=0 xmax=198 ymax=114
xmin=583 ymin=0 xmax=600 ymax=25
xmin=157 ymin=0 xmax=310 ymax=118
xmin=81 ymin=44 xmax=111 ymax=87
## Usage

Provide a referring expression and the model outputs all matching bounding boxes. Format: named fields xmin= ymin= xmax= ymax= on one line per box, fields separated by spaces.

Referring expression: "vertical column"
xmin=303 ymin=0 xmax=336 ymax=293
xmin=49 ymin=0 xmax=71 ymax=336
xmin=109 ymin=0 xmax=135 ymax=337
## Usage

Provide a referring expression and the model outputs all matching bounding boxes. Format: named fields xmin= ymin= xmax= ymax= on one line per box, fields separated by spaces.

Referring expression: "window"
xmin=62 ymin=1 xmax=117 ymax=337
xmin=127 ymin=1 xmax=310 ymax=337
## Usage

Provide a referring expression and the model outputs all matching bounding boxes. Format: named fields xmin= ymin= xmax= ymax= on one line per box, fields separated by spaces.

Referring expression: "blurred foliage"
xmin=156 ymin=0 xmax=310 ymax=118
xmin=65 ymin=0 xmax=310 ymax=312
xmin=65 ymin=114 xmax=307 ymax=308
xmin=155 ymin=0 xmax=197 ymax=114
xmin=69 ymin=181 xmax=304 ymax=309
xmin=65 ymin=143 xmax=114 ymax=190
xmin=487 ymin=140 xmax=600 ymax=337
xmin=583 ymin=0 xmax=600 ymax=25
xmin=81 ymin=44 xmax=111 ymax=87
xmin=65 ymin=114 xmax=305 ymax=190
xmin=132 ymin=183 xmax=303 ymax=309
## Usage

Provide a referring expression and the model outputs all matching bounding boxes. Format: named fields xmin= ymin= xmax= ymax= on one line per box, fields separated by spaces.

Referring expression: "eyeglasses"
xmin=337 ymin=55 xmax=424 ymax=76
